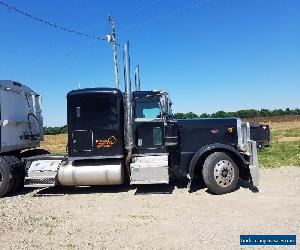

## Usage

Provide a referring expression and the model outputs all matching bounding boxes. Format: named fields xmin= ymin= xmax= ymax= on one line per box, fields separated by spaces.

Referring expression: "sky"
xmin=0 ymin=0 xmax=299 ymax=126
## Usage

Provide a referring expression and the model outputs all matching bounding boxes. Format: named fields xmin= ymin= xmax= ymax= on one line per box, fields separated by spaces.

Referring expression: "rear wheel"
xmin=0 ymin=157 xmax=14 ymax=197
xmin=0 ymin=156 xmax=25 ymax=197
xmin=202 ymin=152 xmax=239 ymax=195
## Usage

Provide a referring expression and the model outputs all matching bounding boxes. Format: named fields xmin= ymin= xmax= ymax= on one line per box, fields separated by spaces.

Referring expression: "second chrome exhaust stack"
xmin=135 ymin=65 xmax=141 ymax=91
xmin=123 ymin=41 xmax=134 ymax=151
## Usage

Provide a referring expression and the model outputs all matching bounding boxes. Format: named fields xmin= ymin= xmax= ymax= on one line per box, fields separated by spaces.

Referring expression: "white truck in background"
xmin=0 ymin=80 xmax=44 ymax=195
xmin=0 ymin=80 xmax=43 ymax=152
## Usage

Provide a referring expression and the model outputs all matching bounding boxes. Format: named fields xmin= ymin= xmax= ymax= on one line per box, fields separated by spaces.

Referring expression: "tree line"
xmin=43 ymin=108 xmax=300 ymax=135
xmin=44 ymin=125 xmax=68 ymax=135
xmin=173 ymin=108 xmax=300 ymax=119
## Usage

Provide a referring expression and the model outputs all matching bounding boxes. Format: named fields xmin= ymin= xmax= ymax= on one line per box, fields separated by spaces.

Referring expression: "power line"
xmin=0 ymin=1 xmax=106 ymax=41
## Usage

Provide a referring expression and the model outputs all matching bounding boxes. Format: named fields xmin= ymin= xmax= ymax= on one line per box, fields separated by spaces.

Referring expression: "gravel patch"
xmin=0 ymin=167 xmax=299 ymax=249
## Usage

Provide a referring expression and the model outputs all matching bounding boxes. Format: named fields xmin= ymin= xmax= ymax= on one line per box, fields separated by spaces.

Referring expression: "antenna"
xmin=107 ymin=16 xmax=120 ymax=89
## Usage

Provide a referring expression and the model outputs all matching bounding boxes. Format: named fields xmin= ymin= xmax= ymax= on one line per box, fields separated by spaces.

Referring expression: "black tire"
xmin=202 ymin=152 xmax=239 ymax=195
xmin=0 ymin=157 xmax=15 ymax=197
xmin=21 ymin=149 xmax=50 ymax=158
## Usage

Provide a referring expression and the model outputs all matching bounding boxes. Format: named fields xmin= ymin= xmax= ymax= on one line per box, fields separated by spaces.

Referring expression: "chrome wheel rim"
xmin=213 ymin=160 xmax=234 ymax=187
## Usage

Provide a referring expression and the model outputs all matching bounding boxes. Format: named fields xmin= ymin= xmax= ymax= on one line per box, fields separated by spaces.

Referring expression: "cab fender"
xmin=188 ymin=143 xmax=248 ymax=180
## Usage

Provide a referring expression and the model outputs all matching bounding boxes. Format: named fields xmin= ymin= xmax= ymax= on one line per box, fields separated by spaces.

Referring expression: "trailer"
xmin=0 ymin=42 xmax=260 ymax=197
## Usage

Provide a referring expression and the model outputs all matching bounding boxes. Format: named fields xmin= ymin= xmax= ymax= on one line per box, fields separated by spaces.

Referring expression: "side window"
xmin=135 ymin=97 xmax=161 ymax=119
xmin=142 ymin=107 xmax=161 ymax=119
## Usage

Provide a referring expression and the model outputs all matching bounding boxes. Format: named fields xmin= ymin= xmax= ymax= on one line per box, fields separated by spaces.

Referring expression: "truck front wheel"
xmin=202 ymin=152 xmax=239 ymax=195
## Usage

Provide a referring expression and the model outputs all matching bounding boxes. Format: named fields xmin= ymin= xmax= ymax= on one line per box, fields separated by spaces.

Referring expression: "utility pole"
xmin=106 ymin=16 xmax=120 ymax=89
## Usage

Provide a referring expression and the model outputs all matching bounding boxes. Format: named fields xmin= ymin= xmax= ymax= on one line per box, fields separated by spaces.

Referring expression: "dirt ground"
xmin=0 ymin=167 xmax=299 ymax=250
xmin=245 ymin=115 xmax=300 ymax=124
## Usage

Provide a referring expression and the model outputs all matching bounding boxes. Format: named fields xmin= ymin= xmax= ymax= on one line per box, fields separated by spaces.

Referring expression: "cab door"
xmin=133 ymin=94 xmax=166 ymax=154
xmin=135 ymin=120 xmax=165 ymax=153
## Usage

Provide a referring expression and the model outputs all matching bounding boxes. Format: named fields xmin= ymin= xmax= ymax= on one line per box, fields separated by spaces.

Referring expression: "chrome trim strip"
xmin=132 ymin=153 xmax=168 ymax=157
xmin=134 ymin=118 xmax=163 ymax=122
xmin=68 ymin=155 xmax=124 ymax=161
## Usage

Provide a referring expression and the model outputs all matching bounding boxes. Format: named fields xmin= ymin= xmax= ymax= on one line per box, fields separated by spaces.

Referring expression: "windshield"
xmin=135 ymin=96 xmax=161 ymax=119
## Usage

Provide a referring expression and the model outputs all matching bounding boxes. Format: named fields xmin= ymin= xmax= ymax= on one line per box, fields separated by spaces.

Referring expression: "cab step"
xmin=24 ymin=177 xmax=56 ymax=188
xmin=24 ymin=158 xmax=61 ymax=188
xmin=130 ymin=155 xmax=169 ymax=185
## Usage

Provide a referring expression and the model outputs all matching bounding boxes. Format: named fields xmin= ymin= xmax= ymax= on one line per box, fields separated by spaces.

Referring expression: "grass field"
xmin=39 ymin=134 xmax=68 ymax=155
xmin=39 ymin=120 xmax=300 ymax=168
xmin=258 ymin=121 xmax=300 ymax=167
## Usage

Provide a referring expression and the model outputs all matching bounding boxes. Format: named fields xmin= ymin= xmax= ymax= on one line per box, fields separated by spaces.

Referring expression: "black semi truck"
xmin=0 ymin=42 xmax=259 ymax=197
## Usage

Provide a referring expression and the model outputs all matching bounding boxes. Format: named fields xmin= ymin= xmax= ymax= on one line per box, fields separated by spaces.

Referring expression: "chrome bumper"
xmin=237 ymin=119 xmax=260 ymax=187
xmin=248 ymin=140 xmax=260 ymax=187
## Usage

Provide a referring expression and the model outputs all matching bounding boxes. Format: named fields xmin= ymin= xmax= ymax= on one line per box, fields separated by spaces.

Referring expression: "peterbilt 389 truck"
xmin=0 ymin=42 xmax=259 ymax=197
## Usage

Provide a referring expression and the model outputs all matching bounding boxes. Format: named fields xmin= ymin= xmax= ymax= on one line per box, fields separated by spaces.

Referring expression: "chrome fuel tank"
xmin=58 ymin=159 xmax=124 ymax=186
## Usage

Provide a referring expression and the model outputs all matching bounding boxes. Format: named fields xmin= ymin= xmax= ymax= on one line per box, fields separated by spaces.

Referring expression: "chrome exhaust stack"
xmin=135 ymin=65 xmax=141 ymax=91
xmin=123 ymin=41 xmax=134 ymax=151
